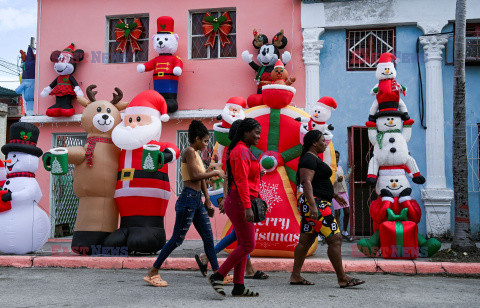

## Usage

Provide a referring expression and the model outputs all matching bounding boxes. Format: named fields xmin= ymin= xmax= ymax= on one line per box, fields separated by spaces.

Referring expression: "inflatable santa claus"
xmin=104 ymin=90 xmax=180 ymax=254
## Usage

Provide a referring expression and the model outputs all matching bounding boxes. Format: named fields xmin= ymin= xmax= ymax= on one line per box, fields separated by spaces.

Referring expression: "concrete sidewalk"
xmin=1 ymin=239 xmax=479 ymax=276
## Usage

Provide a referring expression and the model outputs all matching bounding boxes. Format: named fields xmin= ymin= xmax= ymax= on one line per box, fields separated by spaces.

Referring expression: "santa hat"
xmin=225 ymin=97 xmax=247 ymax=109
xmin=317 ymin=96 xmax=337 ymax=109
xmin=274 ymin=60 xmax=284 ymax=69
xmin=62 ymin=43 xmax=75 ymax=56
xmin=377 ymin=52 xmax=396 ymax=66
xmin=157 ymin=16 xmax=174 ymax=34
xmin=125 ymin=90 xmax=170 ymax=122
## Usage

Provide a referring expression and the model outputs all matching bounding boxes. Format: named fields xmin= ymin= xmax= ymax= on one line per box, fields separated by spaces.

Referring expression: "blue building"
xmin=301 ymin=0 xmax=480 ymax=237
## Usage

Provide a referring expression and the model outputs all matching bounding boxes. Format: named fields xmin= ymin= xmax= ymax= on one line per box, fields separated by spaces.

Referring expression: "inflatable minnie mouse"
xmin=41 ymin=43 xmax=84 ymax=117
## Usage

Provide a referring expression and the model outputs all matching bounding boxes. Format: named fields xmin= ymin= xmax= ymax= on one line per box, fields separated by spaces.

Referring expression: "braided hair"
xmin=296 ymin=130 xmax=323 ymax=186
xmin=226 ymin=118 xmax=261 ymax=192
xmin=188 ymin=120 xmax=209 ymax=144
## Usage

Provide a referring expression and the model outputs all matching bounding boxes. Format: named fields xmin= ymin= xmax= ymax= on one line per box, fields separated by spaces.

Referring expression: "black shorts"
xmin=297 ymin=194 xmax=339 ymax=238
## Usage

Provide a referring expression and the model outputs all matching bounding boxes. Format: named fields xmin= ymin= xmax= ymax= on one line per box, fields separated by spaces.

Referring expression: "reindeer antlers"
xmin=273 ymin=29 xmax=285 ymax=48
xmin=111 ymin=87 xmax=123 ymax=105
xmin=86 ymin=85 xmax=98 ymax=102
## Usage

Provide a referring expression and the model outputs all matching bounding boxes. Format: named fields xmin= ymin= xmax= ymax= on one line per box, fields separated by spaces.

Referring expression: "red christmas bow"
xmin=202 ymin=12 xmax=232 ymax=49
xmin=115 ymin=18 xmax=143 ymax=53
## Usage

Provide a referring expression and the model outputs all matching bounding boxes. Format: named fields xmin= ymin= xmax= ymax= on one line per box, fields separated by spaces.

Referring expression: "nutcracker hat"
xmin=317 ymin=96 xmax=337 ymax=109
xmin=61 ymin=43 xmax=75 ymax=56
xmin=225 ymin=97 xmax=247 ymax=109
xmin=274 ymin=60 xmax=284 ymax=69
xmin=157 ymin=16 xmax=174 ymax=34
xmin=125 ymin=90 xmax=170 ymax=122
xmin=1 ymin=122 xmax=43 ymax=157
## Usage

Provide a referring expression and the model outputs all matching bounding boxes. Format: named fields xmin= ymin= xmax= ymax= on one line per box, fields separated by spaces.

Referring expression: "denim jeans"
xmin=153 ymin=187 xmax=219 ymax=270
xmin=215 ymin=227 xmax=250 ymax=260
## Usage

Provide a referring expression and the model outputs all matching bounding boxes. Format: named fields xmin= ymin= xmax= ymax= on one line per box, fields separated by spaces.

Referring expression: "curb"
xmin=1 ymin=255 xmax=479 ymax=275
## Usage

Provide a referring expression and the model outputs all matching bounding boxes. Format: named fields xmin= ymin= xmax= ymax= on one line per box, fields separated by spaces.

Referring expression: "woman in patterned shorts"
xmin=289 ymin=130 xmax=365 ymax=288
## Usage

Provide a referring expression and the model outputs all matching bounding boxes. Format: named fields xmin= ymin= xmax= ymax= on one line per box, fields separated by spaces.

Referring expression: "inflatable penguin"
xmin=0 ymin=122 xmax=50 ymax=254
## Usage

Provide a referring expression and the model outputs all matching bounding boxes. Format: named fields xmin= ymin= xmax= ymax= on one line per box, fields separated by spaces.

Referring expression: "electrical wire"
xmin=416 ymin=31 xmax=454 ymax=130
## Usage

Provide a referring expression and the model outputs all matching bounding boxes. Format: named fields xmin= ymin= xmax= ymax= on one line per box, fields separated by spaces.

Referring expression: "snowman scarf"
xmin=376 ymin=129 xmax=401 ymax=149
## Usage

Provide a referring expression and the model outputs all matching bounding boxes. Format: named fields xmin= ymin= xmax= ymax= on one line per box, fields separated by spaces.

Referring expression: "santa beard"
xmin=222 ymin=106 xmax=245 ymax=126
xmin=112 ymin=117 xmax=162 ymax=150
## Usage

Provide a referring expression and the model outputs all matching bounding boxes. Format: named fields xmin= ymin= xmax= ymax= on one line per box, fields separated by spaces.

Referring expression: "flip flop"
xmin=290 ymin=278 xmax=315 ymax=285
xmin=245 ymin=270 xmax=269 ymax=280
xmin=195 ymin=254 xmax=208 ymax=277
xmin=340 ymin=278 xmax=365 ymax=288
xmin=143 ymin=274 xmax=168 ymax=287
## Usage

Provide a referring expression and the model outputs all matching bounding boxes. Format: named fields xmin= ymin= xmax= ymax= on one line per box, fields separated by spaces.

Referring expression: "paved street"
xmin=0 ymin=268 xmax=479 ymax=307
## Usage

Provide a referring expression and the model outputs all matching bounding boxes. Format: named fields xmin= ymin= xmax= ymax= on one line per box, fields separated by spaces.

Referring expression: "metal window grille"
xmin=190 ymin=10 xmax=237 ymax=59
xmin=346 ymin=28 xmax=396 ymax=70
xmin=106 ymin=15 xmax=149 ymax=63
xmin=176 ymin=130 xmax=217 ymax=195
xmin=466 ymin=24 xmax=480 ymax=63
xmin=348 ymin=126 xmax=376 ymax=236
xmin=49 ymin=133 xmax=87 ymax=237
xmin=467 ymin=124 xmax=480 ymax=193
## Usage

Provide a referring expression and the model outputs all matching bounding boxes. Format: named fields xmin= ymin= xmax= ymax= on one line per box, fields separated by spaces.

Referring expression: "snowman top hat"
xmin=1 ymin=122 xmax=43 ymax=157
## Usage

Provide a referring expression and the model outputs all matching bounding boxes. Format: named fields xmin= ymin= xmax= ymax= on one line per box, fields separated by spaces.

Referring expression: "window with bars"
xmin=176 ymin=130 xmax=217 ymax=195
xmin=106 ymin=15 xmax=149 ymax=63
xmin=465 ymin=24 xmax=480 ymax=63
xmin=346 ymin=28 xmax=396 ymax=70
xmin=190 ymin=10 xmax=236 ymax=59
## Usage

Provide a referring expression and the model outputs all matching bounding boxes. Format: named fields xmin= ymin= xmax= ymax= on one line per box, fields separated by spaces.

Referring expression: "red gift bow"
xmin=202 ymin=12 xmax=232 ymax=49
xmin=115 ymin=18 xmax=143 ymax=53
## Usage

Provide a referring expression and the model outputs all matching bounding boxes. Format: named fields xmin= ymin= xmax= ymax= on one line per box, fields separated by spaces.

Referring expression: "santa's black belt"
xmin=118 ymin=169 xmax=168 ymax=181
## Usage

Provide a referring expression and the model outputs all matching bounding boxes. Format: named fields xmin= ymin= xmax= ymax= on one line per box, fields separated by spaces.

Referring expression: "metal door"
xmin=348 ymin=126 xmax=376 ymax=236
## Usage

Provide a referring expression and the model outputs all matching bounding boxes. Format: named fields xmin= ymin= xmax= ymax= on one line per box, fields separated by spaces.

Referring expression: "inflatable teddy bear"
xmin=137 ymin=16 xmax=183 ymax=114
xmin=260 ymin=60 xmax=295 ymax=86
xmin=43 ymin=85 xmax=129 ymax=255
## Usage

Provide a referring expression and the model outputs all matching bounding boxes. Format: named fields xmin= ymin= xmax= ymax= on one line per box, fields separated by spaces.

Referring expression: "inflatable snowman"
xmin=372 ymin=167 xmax=422 ymax=228
xmin=368 ymin=52 xmax=408 ymax=122
xmin=365 ymin=111 xmax=425 ymax=185
xmin=0 ymin=122 xmax=50 ymax=254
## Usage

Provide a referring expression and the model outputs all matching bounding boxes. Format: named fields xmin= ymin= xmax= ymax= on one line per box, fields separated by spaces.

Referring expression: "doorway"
xmin=348 ymin=126 xmax=376 ymax=236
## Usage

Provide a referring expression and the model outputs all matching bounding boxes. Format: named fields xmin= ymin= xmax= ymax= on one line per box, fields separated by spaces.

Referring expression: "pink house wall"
xmin=34 ymin=0 xmax=304 ymax=240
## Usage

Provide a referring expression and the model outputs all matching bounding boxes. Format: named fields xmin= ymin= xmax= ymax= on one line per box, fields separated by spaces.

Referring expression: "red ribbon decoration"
xmin=202 ymin=12 xmax=232 ymax=49
xmin=115 ymin=18 xmax=143 ymax=53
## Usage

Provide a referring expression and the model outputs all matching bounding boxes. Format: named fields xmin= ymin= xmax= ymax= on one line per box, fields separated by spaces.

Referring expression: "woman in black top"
xmin=290 ymin=130 xmax=365 ymax=288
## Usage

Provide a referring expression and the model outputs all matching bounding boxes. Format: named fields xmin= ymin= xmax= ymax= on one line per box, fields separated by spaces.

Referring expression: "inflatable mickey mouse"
xmin=41 ymin=43 xmax=84 ymax=117
xmin=242 ymin=29 xmax=291 ymax=107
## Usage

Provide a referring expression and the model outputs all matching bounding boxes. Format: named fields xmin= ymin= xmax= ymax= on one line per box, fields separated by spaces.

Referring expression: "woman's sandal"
xmin=208 ymin=274 xmax=226 ymax=297
xmin=245 ymin=270 xmax=269 ymax=280
xmin=195 ymin=254 xmax=208 ymax=277
xmin=143 ymin=274 xmax=168 ymax=287
xmin=339 ymin=278 xmax=365 ymax=288
xmin=232 ymin=288 xmax=259 ymax=297
xmin=290 ymin=278 xmax=315 ymax=286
